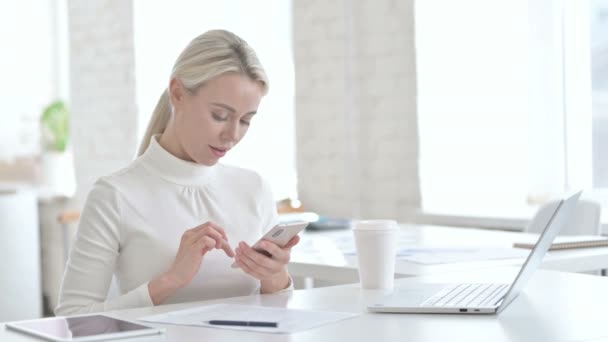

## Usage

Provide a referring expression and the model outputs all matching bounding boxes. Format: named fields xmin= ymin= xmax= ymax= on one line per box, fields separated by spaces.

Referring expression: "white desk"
xmin=290 ymin=224 xmax=608 ymax=284
xmin=2 ymin=267 xmax=607 ymax=342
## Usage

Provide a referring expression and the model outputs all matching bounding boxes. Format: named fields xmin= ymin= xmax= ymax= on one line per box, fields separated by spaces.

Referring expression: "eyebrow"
xmin=211 ymin=102 xmax=257 ymax=116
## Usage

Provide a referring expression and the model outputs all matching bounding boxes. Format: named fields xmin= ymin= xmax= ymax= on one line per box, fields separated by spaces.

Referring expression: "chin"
xmin=197 ymin=156 xmax=219 ymax=166
xmin=188 ymin=151 xmax=218 ymax=166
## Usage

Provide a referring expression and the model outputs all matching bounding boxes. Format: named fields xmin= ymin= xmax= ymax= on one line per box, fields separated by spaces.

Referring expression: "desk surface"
xmin=290 ymin=224 xmax=608 ymax=283
xmin=2 ymin=268 xmax=607 ymax=342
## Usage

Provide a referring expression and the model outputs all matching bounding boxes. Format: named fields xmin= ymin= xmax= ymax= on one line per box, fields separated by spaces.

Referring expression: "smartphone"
xmin=231 ymin=221 xmax=309 ymax=268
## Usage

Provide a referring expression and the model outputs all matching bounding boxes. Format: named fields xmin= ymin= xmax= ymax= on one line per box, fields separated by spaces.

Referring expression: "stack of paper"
xmin=514 ymin=235 xmax=608 ymax=251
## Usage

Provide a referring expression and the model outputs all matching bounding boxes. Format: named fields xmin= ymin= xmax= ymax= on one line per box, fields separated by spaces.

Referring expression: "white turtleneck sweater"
xmin=55 ymin=136 xmax=283 ymax=316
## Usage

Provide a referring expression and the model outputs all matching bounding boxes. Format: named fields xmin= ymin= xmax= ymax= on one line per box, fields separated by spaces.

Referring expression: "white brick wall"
xmin=293 ymin=0 xmax=421 ymax=221
xmin=67 ymin=0 xmax=138 ymax=201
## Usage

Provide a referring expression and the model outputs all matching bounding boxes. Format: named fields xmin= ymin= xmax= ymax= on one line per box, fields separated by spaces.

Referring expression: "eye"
xmin=211 ymin=112 xmax=228 ymax=121
xmin=240 ymin=120 xmax=251 ymax=126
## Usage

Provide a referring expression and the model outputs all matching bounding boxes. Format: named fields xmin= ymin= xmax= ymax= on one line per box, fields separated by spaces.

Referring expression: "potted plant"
xmin=40 ymin=100 xmax=75 ymax=199
xmin=41 ymin=101 xmax=70 ymax=153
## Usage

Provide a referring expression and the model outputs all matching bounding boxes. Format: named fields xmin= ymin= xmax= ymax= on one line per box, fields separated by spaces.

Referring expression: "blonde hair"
xmin=137 ymin=29 xmax=269 ymax=156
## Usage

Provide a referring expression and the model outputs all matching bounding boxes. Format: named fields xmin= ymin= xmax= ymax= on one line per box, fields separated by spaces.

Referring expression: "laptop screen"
xmin=497 ymin=191 xmax=582 ymax=313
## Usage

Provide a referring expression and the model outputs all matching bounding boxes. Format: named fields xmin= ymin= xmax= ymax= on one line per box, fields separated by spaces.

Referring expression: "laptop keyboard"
xmin=421 ymin=283 xmax=509 ymax=308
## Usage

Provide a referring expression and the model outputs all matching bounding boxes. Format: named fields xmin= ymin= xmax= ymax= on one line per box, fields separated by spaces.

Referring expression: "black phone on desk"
xmin=305 ymin=217 xmax=352 ymax=231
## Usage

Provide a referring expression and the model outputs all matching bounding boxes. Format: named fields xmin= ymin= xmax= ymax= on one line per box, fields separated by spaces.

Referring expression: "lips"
xmin=209 ymin=146 xmax=228 ymax=158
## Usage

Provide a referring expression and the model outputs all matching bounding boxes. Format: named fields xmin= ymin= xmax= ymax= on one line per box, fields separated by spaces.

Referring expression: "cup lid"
xmin=352 ymin=220 xmax=398 ymax=230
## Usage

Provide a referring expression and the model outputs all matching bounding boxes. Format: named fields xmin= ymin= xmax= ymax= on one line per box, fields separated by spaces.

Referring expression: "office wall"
xmin=293 ymin=0 xmax=421 ymax=221
xmin=67 ymin=0 xmax=138 ymax=201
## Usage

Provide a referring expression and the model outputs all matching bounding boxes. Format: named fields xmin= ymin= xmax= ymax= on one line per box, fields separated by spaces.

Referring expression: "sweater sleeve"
xmin=55 ymin=179 xmax=154 ymax=316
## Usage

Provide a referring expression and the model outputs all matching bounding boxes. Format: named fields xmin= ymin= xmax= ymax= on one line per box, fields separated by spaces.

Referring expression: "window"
xmin=590 ymin=0 xmax=608 ymax=199
xmin=0 ymin=0 xmax=67 ymax=161
xmin=592 ymin=29 xmax=608 ymax=186
xmin=416 ymin=0 xmax=608 ymax=222
xmin=133 ymin=0 xmax=296 ymax=200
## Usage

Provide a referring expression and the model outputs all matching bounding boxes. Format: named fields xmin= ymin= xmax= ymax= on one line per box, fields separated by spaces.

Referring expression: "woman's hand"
xmin=234 ymin=235 xmax=300 ymax=293
xmin=149 ymin=221 xmax=235 ymax=304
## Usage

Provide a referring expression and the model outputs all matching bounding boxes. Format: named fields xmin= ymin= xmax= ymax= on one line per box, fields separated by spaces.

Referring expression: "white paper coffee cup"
xmin=352 ymin=220 xmax=398 ymax=290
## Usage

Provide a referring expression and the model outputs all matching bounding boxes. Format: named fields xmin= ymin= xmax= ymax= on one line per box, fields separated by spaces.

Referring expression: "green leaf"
xmin=41 ymin=100 xmax=70 ymax=152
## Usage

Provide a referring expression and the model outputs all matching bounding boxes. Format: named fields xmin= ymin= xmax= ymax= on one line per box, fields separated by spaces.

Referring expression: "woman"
xmin=55 ymin=30 xmax=298 ymax=315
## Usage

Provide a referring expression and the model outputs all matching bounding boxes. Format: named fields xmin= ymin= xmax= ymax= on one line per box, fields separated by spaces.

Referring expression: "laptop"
xmin=367 ymin=190 xmax=582 ymax=314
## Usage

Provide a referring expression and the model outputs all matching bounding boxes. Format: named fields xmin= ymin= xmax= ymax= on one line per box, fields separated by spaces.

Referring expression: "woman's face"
xmin=170 ymin=73 xmax=264 ymax=166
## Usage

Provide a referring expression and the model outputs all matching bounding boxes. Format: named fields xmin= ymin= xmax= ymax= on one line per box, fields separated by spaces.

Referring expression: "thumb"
xmin=284 ymin=235 xmax=300 ymax=249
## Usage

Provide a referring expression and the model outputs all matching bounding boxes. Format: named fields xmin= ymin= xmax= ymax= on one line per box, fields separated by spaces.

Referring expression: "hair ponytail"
xmin=137 ymin=89 xmax=171 ymax=156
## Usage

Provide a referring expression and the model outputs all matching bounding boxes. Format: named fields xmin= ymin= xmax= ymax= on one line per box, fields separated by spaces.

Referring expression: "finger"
xmin=236 ymin=256 xmax=266 ymax=280
xmin=257 ymin=241 xmax=290 ymax=264
xmin=208 ymin=229 xmax=233 ymax=252
xmin=198 ymin=236 xmax=217 ymax=252
xmin=284 ymin=235 xmax=300 ymax=249
xmin=220 ymin=239 xmax=235 ymax=258
xmin=195 ymin=229 xmax=234 ymax=257
xmin=193 ymin=222 xmax=229 ymax=241
xmin=236 ymin=254 xmax=272 ymax=279
xmin=236 ymin=245 xmax=277 ymax=275
xmin=194 ymin=235 xmax=234 ymax=258
xmin=204 ymin=222 xmax=229 ymax=241
xmin=192 ymin=227 xmax=225 ymax=249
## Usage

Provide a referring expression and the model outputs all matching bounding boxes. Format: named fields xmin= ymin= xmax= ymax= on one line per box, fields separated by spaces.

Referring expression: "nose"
xmin=220 ymin=120 xmax=240 ymax=144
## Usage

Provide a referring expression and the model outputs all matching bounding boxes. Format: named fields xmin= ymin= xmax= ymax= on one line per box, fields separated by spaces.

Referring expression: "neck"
xmin=158 ymin=121 xmax=192 ymax=162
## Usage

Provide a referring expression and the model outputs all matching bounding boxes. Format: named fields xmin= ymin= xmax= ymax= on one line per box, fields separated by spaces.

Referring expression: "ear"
xmin=169 ymin=78 xmax=187 ymax=112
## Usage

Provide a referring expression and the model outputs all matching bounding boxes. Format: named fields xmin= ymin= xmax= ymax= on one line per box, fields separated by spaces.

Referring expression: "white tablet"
xmin=5 ymin=314 xmax=164 ymax=342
